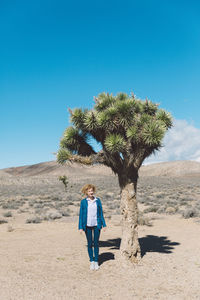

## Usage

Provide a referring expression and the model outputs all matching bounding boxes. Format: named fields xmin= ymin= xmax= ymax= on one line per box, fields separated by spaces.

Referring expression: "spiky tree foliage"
xmin=57 ymin=92 xmax=173 ymax=263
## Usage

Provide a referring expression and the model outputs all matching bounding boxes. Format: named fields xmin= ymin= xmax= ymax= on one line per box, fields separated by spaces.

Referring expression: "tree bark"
xmin=118 ymin=173 xmax=141 ymax=264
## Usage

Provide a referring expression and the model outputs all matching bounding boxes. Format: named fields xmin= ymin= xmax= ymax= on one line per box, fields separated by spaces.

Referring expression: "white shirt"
xmin=86 ymin=197 xmax=97 ymax=226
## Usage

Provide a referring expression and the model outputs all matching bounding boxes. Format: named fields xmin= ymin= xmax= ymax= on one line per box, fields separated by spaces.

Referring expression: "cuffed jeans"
xmin=85 ymin=225 xmax=101 ymax=262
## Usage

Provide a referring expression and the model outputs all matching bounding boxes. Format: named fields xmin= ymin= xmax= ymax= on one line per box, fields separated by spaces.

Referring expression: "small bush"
xmin=59 ymin=208 xmax=71 ymax=216
xmin=18 ymin=208 xmax=29 ymax=213
xmin=0 ymin=219 xmax=8 ymax=224
xmin=105 ymin=192 xmax=114 ymax=200
xmin=165 ymin=206 xmax=177 ymax=214
xmin=138 ymin=212 xmax=152 ymax=226
xmin=3 ymin=211 xmax=12 ymax=217
xmin=143 ymin=206 xmax=159 ymax=213
xmin=2 ymin=202 xmax=21 ymax=210
xmin=157 ymin=206 xmax=166 ymax=214
xmin=28 ymin=200 xmax=37 ymax=207
xmin=26 ymin=216 xmax=42 ymax=224
xmin=182 ymin=208 xmax=199 ymax=219
xmin=54 ymin=202 xmax=65 ymax=209
xmin=45 ymin=211 xmax=62 ymax=220
xmin=52 ymin=196 xmax=62 ymax=201
xmin=107 ymin=202 xmax=118 ymax=209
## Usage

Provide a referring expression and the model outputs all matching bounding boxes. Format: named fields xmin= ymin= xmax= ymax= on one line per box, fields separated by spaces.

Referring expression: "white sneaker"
xmin=94 ymin=262 xmax=99 ymax=270
xmin=90 ymin=261 xmax=95 ymax=270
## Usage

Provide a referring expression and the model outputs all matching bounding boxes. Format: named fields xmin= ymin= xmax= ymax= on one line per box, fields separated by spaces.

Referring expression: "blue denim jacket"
xmin=78 ymin=197 xmax=106 ymax=231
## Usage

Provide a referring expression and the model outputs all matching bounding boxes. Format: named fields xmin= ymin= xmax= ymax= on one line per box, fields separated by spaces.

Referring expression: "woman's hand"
xmin=102 ymin=227 xmax=107 ymax=232
xmin=79 ymin=229 xmax=84 ymax=234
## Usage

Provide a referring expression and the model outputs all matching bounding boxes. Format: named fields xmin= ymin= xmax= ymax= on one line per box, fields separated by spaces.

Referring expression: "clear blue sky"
xmin=1 ymin=0 xmax=200 ymax=168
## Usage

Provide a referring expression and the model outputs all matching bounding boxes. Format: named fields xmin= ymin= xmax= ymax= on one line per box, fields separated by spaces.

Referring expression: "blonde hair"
xmin=81 ymin=184 xmax=96 ymax=195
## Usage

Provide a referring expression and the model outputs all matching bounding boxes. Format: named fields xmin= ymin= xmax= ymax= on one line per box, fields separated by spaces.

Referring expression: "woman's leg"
xmin=85 ymin=226 xmax=94 ymax=262
xmin=93 ymin=226 xmax=101 ymax=262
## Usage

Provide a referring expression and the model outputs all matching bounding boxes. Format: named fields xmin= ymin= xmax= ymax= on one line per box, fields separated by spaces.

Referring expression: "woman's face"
xmin=87 ymin=188 xmax=94 ymax=198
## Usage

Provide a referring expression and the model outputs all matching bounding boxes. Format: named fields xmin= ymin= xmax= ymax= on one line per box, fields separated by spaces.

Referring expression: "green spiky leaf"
xmin=142 ymin=100 xmax=158 ymax=115
xmin=142 ymin=121 xmax=166 ymax=146
xmin=156 ymin=109 xmax=173 ymax=128
xmin=116 ymin=92 xmax=128 ymax=101
xmin=94 ymin=92 xmax=115 ymax=112
xmin=70 ymin=108 xmax=87 ymax=129
xmin=84 ymin=111 xmax=99 ymax=131
xmin=104 ymin=134 xmax=126 ymax=153
xmin=97 ymin=106 xmax=118 ymax=131
xmin=126 ymin=126 xmax=139 ymax=142
xmin=60 ymin=126 xmax=95 ymax=155
xmin=57 ymin=149 xmax=71 ymax=164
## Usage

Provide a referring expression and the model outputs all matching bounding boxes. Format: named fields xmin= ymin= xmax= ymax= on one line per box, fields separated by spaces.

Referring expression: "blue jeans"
xmin=85 ymin=226 xmax=101 ymax=262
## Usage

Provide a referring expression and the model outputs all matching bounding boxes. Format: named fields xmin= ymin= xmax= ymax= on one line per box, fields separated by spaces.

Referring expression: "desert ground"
xmin=0 ymin=160 xmax=200 ymax=300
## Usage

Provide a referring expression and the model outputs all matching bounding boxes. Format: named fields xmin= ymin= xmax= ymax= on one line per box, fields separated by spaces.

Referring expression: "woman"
xmin=78 ymin=184 xmax=107 ymax=270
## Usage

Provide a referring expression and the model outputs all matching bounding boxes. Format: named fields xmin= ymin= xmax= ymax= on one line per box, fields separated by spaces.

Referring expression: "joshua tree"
xmin=57 ymin=92 xmax=172 ymax=263
xmin=58 ymin=175 xmax=68 ymax=191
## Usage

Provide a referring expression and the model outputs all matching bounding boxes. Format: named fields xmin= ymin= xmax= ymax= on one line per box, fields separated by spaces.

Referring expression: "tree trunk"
xmin=118 ymin=173 xmax=141 ymax=264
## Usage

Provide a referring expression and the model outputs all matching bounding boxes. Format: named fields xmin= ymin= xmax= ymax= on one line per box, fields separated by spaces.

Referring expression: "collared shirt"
xmin=86 ymin=197 xmax=97 ymax=226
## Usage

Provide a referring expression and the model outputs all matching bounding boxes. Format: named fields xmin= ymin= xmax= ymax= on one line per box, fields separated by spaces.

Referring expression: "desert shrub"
xmin=155 ymin=193 xmax=166 ymax=199
xmin=182 ymin=208 xmax=199 ymax=219
xmin=45 ymin=211 xmax=62 ymax=220
xmin=67 ymin=195 xmax=73 ymax=201
xmin=138 ymin=212 xmax=152 ymax=226
xmin=0 ymin=219 xmax=8 ymax=224
xmin=51 ymin=196 xmax=62 ymax=202
xmin=39 ymin=195 xmax=52 ymax=200
xmin=3 ymin=211 xmax=12 ymax=217
xmin=165 ymin=206 xmax=177 ymax=214
xmin=179 ymin=200 xmax=188 ymax=206
xmin=28 ymin=200 xmax=35 ymax=207
xmin=43 ymin=203 xmax=54 ymax=208
xmin=107 ymin=202 xmax=119 ymax=209
xmin=54 ymin=202 xmax=65 ymax=209
xmin=2 ymin=202 xmax=21 ymax=210
xmin=18 ymin=208 xmax=29 ymax=213
xmin=143 ymin=205 xmax=159 ymax=213
xmin=59 ymin=208 xmax=71 ymax=216
xmin=137 ymin=196 xmax=147 ymax=204
xmin=33 ymin=203 xmax=44 ymax=209
xmin=165 ymin=199 xmax=177 ymax=204
xmin=34 ymin=208 xmax=48 ymax=215
xmin=26 ymin=216 xmax=42 ymax=224
xmin=104 ymin=192 xmax=114 ymax=200
xmin=157 ymin=206 xmax=166 ymax=213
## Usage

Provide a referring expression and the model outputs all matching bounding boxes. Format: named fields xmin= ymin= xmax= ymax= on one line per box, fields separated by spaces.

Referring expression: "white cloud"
xmin=144 ymin=119 xmax=200 ymax=164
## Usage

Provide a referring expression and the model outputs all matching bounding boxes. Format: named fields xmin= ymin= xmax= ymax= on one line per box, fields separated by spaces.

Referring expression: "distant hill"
xmin=1 ymin=161 xmax=113 ymax=177
xmin=1 ymin=160 xmax=200 ymax=178
xmin=139 ymin=160 xmax=200 ymax=177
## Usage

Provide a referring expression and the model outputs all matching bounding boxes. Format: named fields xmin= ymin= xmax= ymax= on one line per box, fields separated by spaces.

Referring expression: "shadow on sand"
xmin=98 ymin=235 xmax=180 ymax=265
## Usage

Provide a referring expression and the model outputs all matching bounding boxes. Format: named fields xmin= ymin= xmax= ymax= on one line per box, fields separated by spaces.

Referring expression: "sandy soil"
xmin=0 ymin=212 xmax=200 ymax=300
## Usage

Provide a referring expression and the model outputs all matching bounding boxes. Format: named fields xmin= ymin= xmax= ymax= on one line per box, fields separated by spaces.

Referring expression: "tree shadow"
xmin=99 ymin=238 xmax=121 ymax=249
xmin=139 ymin=235 xmax=180 ymax=257
xmin=98 ymin=252 xmax=115 ymax=266
xmin=98 ymin=239 xmax=121 ymax=265
xmin=98 ymin=235 xmax=180 ymax=265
